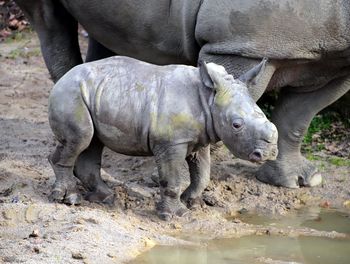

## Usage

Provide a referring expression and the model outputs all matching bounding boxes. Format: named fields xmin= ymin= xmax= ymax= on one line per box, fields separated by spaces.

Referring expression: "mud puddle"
xmin=236 ymin=207 xmax=350 ymax=234
xmin=132 ymin=208 xmax=350 ymax=264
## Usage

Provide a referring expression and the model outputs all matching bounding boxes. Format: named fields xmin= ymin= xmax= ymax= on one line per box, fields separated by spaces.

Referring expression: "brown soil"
xmin=0 ymin=32 xmax=349 ymax=264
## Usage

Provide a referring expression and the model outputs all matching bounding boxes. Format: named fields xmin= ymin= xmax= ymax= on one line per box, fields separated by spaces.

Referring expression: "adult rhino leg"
xmin=85 ymin=37 xmax=116 ymax=62
xmin=154 ymin=144 xmax=189 ymax=221
xmin=257 ymin=76 xmax=350 ymax=188
xmin=73 ymin=136 xmax=115 ymax=205
xmin=181 ymin=146 xmax=210 ymax=208
xmin=15 ymin=0 xmax=82 ymax=82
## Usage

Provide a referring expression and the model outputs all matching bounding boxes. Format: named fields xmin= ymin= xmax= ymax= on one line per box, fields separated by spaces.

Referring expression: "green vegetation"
xmin=328 ymin=157 xmax=350 ymax=167
xmin=4 ymin=28 xmax=32 ymax=43
xmin=305 ymin=154 xmax=350 ymax=167
xmin=303 ymin=114 xmax=333 ymax=144
xmin=7 ymin=47 xmax=41 ymax=59
xmin=301 ymin=112 xmax=349 ymax=167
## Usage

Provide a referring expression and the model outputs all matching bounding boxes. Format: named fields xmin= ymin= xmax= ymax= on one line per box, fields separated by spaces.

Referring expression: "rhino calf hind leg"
xmin=154 ymin=144 xmax=189 ymax=221
xmin=74 ymin=136 xmax=115 ymax=205
xmin=181 ymin=146 xmax=210 ymax=208
xmin=257 ymin=76 xmax=350 ymax=188
xmin=48 ymin=98 xmax=94 ymax=205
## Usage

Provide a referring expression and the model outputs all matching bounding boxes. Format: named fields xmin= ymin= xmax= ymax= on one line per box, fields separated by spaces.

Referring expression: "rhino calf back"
xmin=49 ymin=56 xmax=206 ymax=156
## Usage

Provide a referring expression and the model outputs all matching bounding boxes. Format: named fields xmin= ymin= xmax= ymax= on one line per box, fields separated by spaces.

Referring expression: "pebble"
xmin=33 ymin=246 xmax=40 ymax=253
xmin=319 ymin=200 xmax=331 ymax=208
xmin=107 ymin=252 xmax=117 ymax=258
xmin=25 ymin=205 xmax=39 ymax=223
xmin=142 ymin=237 xmax=156 ymax=248
xmin=238 ymin=208 xmax=248 ymax=214
xmin=170 ymin=223 xmax=182 ymax=230
xmin=29 ymin=229 xmax=40 ymax=238
xmin=126 ymin=183 xmax=154 ymax=199
xmin=72 ymin=252 xmax=85 ymax=260
xmin=343 ymin=200 xmax=350 ymax=208
xmin=83 ymin=217 xmax=99 ymax=224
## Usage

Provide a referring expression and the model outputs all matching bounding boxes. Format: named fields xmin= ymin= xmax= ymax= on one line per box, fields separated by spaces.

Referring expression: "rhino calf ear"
xmin=238 ymin=57 xmax=268 ymax=85
xmin=199 ymin=60 xmax=214 ymax=89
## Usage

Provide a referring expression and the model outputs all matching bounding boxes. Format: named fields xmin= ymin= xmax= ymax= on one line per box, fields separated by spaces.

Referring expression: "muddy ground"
xmin=0 ymin=32 xmax=349 ymax=264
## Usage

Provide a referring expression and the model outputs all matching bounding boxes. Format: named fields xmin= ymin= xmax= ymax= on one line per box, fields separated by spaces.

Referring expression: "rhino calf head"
xmin=200 ymin=60 xmax=278 ymax=163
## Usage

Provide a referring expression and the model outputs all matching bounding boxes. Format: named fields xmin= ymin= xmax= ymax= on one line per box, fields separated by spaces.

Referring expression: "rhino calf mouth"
xmin=249 ymin=146 xmax=278 ymax=163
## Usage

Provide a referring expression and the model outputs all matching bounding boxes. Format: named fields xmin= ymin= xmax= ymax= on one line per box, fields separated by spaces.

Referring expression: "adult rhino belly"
xmin=61 ymin=0 xmax=201 ymax=65
xmin=197 ymin=0 xmax=350 ymax=60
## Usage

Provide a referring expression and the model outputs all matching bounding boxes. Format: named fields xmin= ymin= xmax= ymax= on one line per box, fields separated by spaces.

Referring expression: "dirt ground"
xmin=0 ymin=32 xmax=349 ymax=264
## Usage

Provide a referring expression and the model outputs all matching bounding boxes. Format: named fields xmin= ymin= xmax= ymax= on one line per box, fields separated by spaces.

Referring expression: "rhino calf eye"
xmin=232 ymin=118 xmax=244 ymax=131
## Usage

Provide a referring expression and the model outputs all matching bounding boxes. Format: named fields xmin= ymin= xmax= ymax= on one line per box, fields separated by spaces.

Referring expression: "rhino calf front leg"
xmin=154 ymin=144 xmax=189 ymax=221
xmin=181 ymin=145 xmax=210 ymax=208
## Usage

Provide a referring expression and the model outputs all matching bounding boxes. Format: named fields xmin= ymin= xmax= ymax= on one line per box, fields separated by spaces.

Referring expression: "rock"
xmin=33 ymin=246 xmax=40 ymax=253
xmin=83 ymin=217 xmax=99 ymax=224
xmin=238 ymin=208 xmax=248 ymax=215
xmin=25 ymin=205 xmax=39 ymax=223
xmin=107 ymin=252 xmax=117 ymax=258
xmin=126 ymin=183 xmax=154 ymax=199
xmin=170 ymin=223 xmax=182 ymax=230
xmin=72 ymin=252 xmax=85 ymax=260
xmin=202 ymin=193 xmax=218 ymax=206
xmin=83 ymin=259 xmax=91 ymax=264
xmin=0 ymin=184 xmax=15 ymax=196
xmin=343 ymin=200 xmax=350 ymax=208
xmin=29 ymin=229 xmax=40 ymax=238
xmin=11 ymin=195 xmax=19 ymax=203
xmin=142 ymin=237 xmax=156 ymax=249
xmin=319 ymin=200 xmax=331 ymax=208
xmin=100 ymin=169 xmax=123 ymax=184
xmin=74 ymin=218 xmax=85 ymax=225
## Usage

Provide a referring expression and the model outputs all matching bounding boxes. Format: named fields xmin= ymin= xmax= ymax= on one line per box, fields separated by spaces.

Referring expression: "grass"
xmin=6 ymin=47 xmax=41 ymax=59
xmin=303 ymin=114 xmax=333 ymax=144
xmin=4 ymin=28 xmax=33 ymax=43
xmin=300 ymin=112 xmax=349 ymax=166
xmin=328 ymin=157 xmax=350 ymax=167
xmin=305 ymin=153 xmax=350 ymax=167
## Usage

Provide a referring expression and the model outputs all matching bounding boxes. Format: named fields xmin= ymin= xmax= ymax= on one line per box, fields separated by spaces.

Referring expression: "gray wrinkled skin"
xmin=15 ymin=0 xmax=350 ymax=188
xmin=48 ymin=56 xmax=278 ymax=220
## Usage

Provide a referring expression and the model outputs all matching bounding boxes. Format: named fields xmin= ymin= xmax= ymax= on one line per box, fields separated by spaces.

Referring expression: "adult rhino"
xmin=15 ymin=0 xmax=350 ymax=188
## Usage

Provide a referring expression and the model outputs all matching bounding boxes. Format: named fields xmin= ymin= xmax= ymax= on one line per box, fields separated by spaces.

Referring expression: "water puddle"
xmin=237 ymin=207 xmax=350 ymax=234
xmin=132 ymin=208 xmax=350 ymax=264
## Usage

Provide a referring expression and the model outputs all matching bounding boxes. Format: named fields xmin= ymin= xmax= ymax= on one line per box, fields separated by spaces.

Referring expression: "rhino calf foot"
xmin=85 ymin=187 xmax=115 ymax=205
xmin=49 ymin=185 xmax=82 ymax=205
xmin=256 ymin=156 xmax=322 ymax=188
xmin=157 ymin=199 xmax=189 ymax=221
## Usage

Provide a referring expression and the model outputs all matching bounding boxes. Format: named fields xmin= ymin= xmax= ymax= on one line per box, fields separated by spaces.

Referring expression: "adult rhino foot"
xmin=156 ymin=200 xmax=189 ymax=221
xmin=180 ymin=193 xmax=205 ymax=209
xmin=85 ymin=187 xmax=115 ymax=205
xmin=49 ymin=184 xmax=82 ymax=205
xmin=256 ymin=157 xmax=322 ymax=188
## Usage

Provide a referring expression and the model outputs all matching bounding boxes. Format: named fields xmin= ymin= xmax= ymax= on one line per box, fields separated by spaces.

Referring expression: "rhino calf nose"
xmin=249 ymin=150 xmax=263 ymax=162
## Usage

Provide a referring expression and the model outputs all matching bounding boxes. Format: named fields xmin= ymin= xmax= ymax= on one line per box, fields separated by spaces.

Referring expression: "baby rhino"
xmin=48 ymin=56 xmax=278 ymax=220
